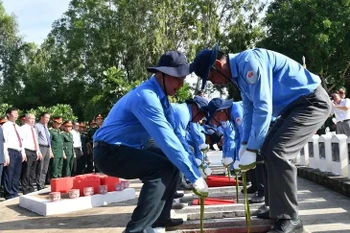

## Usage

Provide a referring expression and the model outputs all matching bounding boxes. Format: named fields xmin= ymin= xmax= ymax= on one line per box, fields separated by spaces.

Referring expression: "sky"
xmin=2 ymin=0 xmax=71 ymax=45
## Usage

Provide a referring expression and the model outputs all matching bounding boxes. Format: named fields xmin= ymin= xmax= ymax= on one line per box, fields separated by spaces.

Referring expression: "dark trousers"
xmin=3 ymin=149 xmax=22 ymax=199
xmin=94 ymin=142 xmax=180 ymax=233
xmin=38 ymin=146 xmax=50 ymax=188
xmin=0 ymin=163 xmax=3 ymax=186
xmin=261 ymin=85 xmax=331 ymax=220
xmin=247 ymin=153 xmax=266 ymax=197
xmin=74 ymin=148 xmax=84 ymax=175
xmin=21 ymin=149 xmax=37 ymax=194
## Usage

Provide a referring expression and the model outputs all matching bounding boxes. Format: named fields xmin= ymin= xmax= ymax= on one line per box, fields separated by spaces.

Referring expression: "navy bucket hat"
xmin=147 ymin=51 xmax=190 ymax=78
xmin=185 ymin=96 xmax=209 ymax=113
xmin=206 ymin=98 xmax=233 ymax=121
xmin=190 ymin=43 xmax=219 ymax=89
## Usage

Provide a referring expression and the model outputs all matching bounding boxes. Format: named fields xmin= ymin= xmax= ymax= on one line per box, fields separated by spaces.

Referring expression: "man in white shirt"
xmin=332 ymin=92 xmax=350 ymax=136
xmin=71 ymin=122 xmax=83 ymax=175
xmin=2 ymin=107 xmax=26 ymax=199
xmin=20 ymin=113 xmax=42 ymax=194
xmin=338 ymin=88 xmax=346 ymax=99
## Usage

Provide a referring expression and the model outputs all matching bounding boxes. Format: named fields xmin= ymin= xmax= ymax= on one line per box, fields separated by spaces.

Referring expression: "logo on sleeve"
xmin=246 ymin=70 xmax=257 ymax=84
xmin=235 ymin=117 xmax=242 ymax=125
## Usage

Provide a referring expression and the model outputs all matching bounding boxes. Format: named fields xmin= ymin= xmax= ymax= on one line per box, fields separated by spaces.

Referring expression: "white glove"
xmin=195 ymin=158 xmax=203 ymax=167
xmin=221 ymin=157 xmax=233 ymax=167
xmin=199 ymin=143 xmax=209 ymax=152
xmin=239 ymin=150 xmax=257 ymax=171
xmin=239 ymin=144 xmax=247 ymax=158
xmin=204 ymin=167 xmax=212 ymax=176
xmin=233 ymin=160 xmax=240 ymax=172
xmin=332 ymin=118 xmax=337 ymax=124
xmin=193 ymin=177 xmax=209 ymax=197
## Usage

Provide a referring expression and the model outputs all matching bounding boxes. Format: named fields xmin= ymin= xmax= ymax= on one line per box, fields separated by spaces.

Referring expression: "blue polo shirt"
xmin=222 ymin=101 xmax=244 ymax=161
xmin=171 ymin=103 xmax=195 ymax=157
xmin=229 ymin=49 xmax=320 ymax=150
xmin=171 ymin=103 xmax=205 ymax=161
xmin=186 ymin=122 xmax=206 ymax=161
xmin=94 ymin=76 xmax=201 ymax=183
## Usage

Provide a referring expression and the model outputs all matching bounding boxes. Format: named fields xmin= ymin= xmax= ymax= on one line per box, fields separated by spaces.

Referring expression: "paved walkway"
xmin=0 ymin=151 xmax=349 ymax=232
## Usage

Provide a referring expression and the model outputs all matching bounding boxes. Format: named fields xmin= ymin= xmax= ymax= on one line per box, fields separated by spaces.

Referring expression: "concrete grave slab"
xmin=19 ymin=187 xmax=136 ymax=216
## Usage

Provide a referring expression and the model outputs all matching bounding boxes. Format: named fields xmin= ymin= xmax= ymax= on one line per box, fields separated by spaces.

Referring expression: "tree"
xmin=258 ymin=0 xmax=350 ymax=92
xmin=0 ymin=1 xmax=25 ymax=104
xmin=0 ymin=0 xmax=266 ymax=119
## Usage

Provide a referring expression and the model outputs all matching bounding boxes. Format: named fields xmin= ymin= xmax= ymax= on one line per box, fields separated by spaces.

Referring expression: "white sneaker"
xmin=152 ymin=227 xmax=166 ymax=233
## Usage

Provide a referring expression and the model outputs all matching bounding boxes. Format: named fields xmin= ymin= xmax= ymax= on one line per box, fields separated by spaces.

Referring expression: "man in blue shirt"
xmin=191 ymin=44 xmax=331 ymax=233
xmin=93 ymin=51 xmax=208 ymax=233
xmin=171 ymin=96 xmax=209 ymax=162
xmin=206 ymin=98 xmax=244 ymax=171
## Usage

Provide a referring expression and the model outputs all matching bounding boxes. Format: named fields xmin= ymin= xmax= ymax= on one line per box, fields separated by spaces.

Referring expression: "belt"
xmin=39 ymin=144 xmax=50 ymax=148
xmin=93 ymin=141 xmax=111 ymax=148
xmin=338 ymin=119 xmax=350 ymax=123
xmin=25 ymin=148 xmax=37 ymax=153
xmin=8 ymin=148 xmax=22 ymax=152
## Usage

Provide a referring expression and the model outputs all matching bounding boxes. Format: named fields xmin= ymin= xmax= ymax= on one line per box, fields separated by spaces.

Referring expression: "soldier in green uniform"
xmin=87 ymin=119 xmax=98 ymax=141
xmin=50 ymin=117 xmax=65 ymax=178
xmin=62 ymin=121 xmax=75 ymax=177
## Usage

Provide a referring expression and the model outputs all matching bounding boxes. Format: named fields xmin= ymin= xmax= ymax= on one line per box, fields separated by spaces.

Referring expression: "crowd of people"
xmin=1 ymin=44 xmax=346 ymax=233
xmin=0 ymin=110 xmax=104 ymax=199
xmin=90 ymin=44 xmax=336 ymax=233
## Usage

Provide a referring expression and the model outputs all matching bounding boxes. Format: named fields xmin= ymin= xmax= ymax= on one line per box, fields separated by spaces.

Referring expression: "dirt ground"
xmin=0 ymin=180 xmax=142 ymax=233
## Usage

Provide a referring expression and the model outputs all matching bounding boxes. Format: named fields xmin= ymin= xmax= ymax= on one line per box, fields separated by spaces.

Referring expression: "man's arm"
xmin=241 ymin=93 xmax=253 ymax=144
xmin=132 ymin=93 xmax=201 ymax=183
xmin=242 ymin=57 xmax=272 ymax=150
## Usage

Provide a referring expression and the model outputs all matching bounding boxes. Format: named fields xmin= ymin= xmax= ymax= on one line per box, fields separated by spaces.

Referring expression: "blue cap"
xmin=206 ymin=98 xmax=233 ymax=121
xmin=190 ymin=43 xmax=219 ymax=89
xmin=185 ymin=96 xmax=209 ymax=113
xmin=147 ymin=51 xmax=190 ymax=78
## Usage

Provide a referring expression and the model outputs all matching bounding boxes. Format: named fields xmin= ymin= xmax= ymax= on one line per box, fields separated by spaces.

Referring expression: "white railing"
xmin=295 ymin=133 xmax=350 ymax=178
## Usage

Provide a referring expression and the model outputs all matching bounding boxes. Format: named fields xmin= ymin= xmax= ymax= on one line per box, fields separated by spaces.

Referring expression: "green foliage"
xmin=258 ymin=0 xmax=350 ymax=91
xmin=48 ymin=104 xmax=77 ymax=122
xmin=0 ymin=0 xmax=265 ymax=115
xmin=0 ymin=103 xmax=77 ymax=122
xmin=169 ymin=83 xmax=193 ymax=103
xmin=0 ymin=103 xmax=11 ymax=117
xmin=83 ymin=66 xmax=142 ymax=120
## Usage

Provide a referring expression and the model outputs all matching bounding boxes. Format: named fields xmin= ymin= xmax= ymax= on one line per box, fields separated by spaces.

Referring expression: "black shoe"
xmin=152 ymin=218 xmax=184 ymax=228
xmin=178 ymin=182 xmax=193 ymax=191
xmin=268 ymin=219 xmax=304 ymax=233
xmin=241 ymin=185 xmax=256 ymax=194
xmin=256 ymin=210 xmax=270 ymax=219
xmin=250 ymin=192 xmax=265 ymax=203
xmin=174 ymin=192 xmax=184 ymax=199
xmin=172 ymin=202 xmax=186 ymax=209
